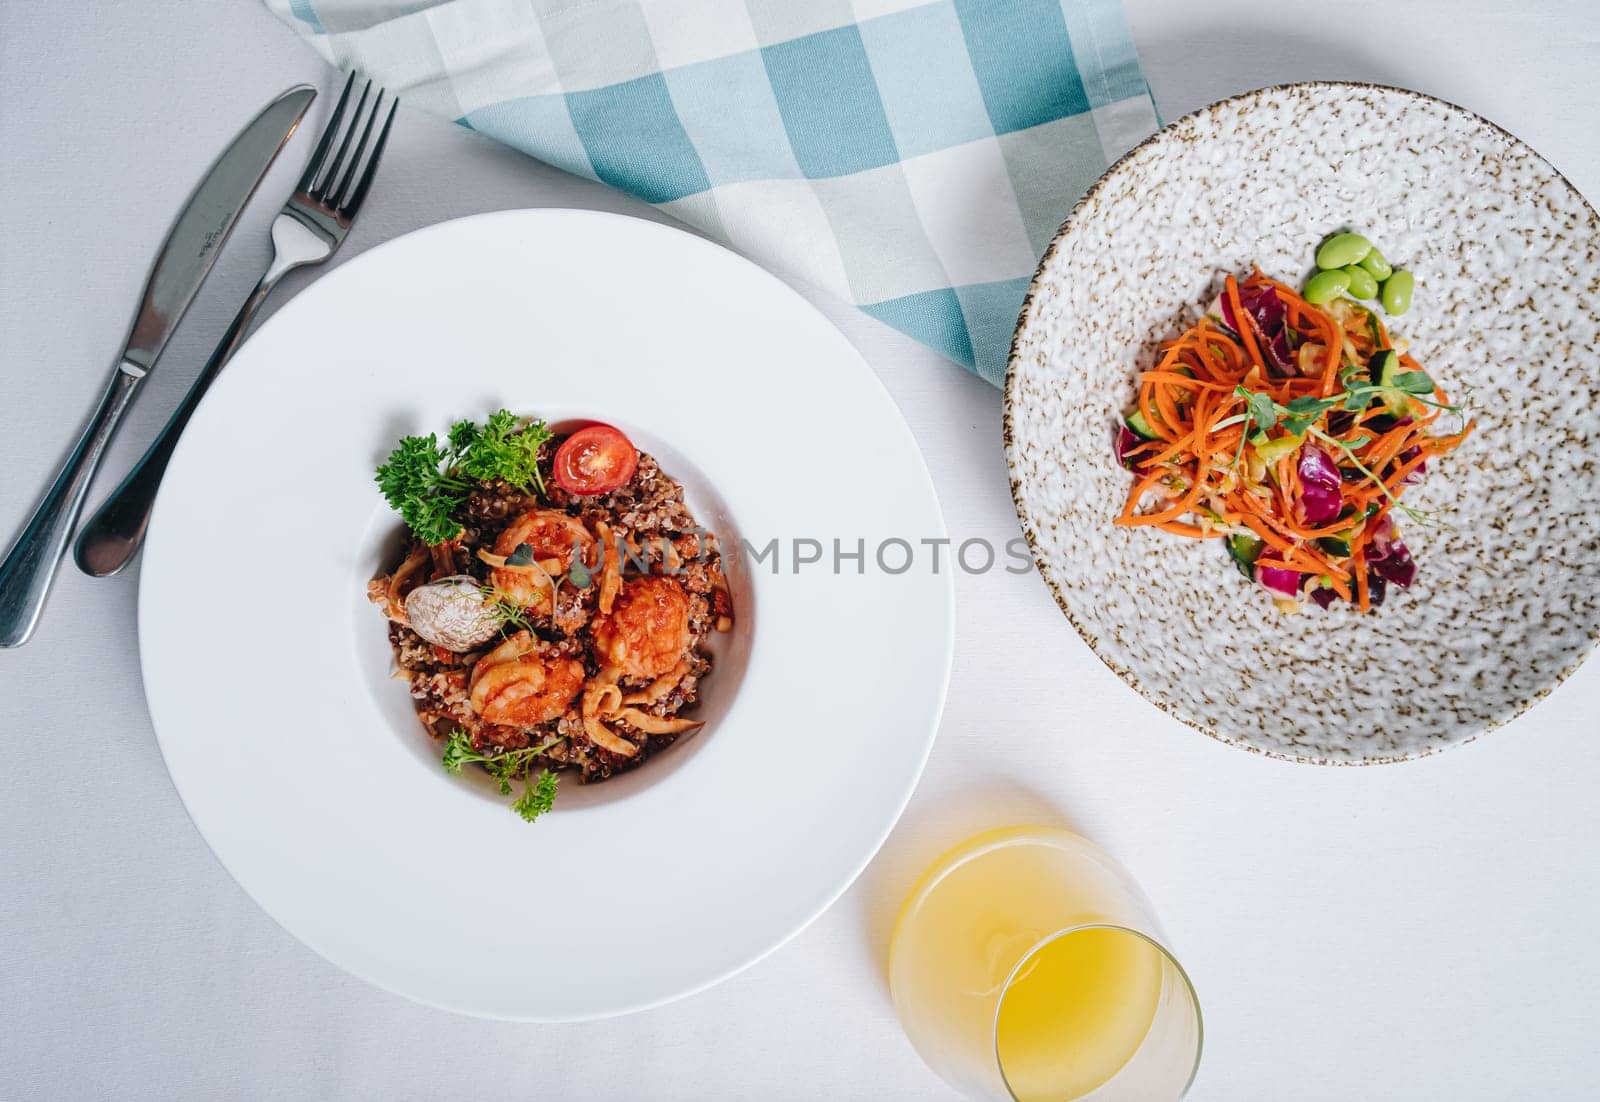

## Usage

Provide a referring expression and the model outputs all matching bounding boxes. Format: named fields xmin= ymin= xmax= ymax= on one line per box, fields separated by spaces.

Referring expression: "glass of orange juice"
xmin=889 ymin=827 xmax=1201 ymax=1101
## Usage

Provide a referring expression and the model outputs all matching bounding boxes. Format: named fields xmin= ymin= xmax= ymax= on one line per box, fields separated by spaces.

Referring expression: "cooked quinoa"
xmin=371 ymin=436 xmax=733 ymax=786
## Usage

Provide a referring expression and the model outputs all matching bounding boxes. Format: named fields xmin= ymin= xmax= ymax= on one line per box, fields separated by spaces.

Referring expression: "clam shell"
xmin=403 ymin=575 xmax=502 ymax=652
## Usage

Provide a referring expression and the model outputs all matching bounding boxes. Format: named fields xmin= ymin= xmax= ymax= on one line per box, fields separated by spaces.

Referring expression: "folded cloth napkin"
xmin=266 ymin=0 xmax=1156 ymax=384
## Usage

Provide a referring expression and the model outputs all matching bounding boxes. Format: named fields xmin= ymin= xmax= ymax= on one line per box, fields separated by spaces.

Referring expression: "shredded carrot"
xmin=1157 ymin=521 xmax=1223 ymax=538
xmin=1115 ymin=268 xmax=1472 ymax=610
xmin=1224 ymin=275 xmax=1263 ymax=367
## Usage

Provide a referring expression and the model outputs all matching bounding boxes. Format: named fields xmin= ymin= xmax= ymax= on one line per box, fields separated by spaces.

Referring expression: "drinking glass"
xmin=889 ymin=826 xmax=1201 ymax=1101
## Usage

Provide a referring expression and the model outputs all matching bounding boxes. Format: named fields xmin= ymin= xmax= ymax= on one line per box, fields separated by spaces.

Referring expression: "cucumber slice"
xmin=1125 ymin=409 xmax=1161 ymax=441
xmin=1226 ymin=533 xmax=1266 ymax=577
xmin=1314 ymin=536 xmax=1353 ymax=558
xmin=1370 ymin=349 xmax=1401 ymax=387
xmin=1369 ymin=349 xmax=1410 ymax=416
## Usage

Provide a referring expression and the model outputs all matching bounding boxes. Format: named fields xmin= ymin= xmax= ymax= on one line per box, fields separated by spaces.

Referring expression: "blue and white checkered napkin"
xmin=266 ymin=0 xmax=1157 ymax=384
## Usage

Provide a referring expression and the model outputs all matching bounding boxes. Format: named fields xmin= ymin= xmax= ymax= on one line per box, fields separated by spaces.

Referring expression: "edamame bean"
xmin=1315 ymin=232 xmax=1372 ymax=270
xmin=1303 ymin=269 xmax=1352 ymax=305
xmin=1381 ymin=269 xmax=1415 ymax=315
xmin=1342 ymin=264 xmax=1379 ymax=299
xmin=1358 ymin=246 xmax=1392 ymax=281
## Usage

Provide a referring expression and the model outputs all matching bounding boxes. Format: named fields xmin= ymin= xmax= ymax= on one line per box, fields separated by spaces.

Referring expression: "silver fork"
xmin=74 ymin=74 xmax=397 ymax=577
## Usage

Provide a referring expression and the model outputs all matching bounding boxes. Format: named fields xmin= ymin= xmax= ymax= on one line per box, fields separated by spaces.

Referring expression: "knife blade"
xmin=0 ymin=84 xmax=316 ymax=648
xmin=121 ymin=86 xmax=317 ymax=375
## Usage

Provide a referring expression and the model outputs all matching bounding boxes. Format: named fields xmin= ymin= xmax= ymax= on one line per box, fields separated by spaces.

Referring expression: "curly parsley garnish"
xmin=512 ymin=771 xmax=561 ymax=823
xmin=442 ymin=730 xmax=565 ymax=824
xmin=374 ymin=411 xmax=553 ymax=544
xmin=374 ymin=433 xmax=466 ymax=545
xmin=451 ymin=409 xmax=552 ymax=494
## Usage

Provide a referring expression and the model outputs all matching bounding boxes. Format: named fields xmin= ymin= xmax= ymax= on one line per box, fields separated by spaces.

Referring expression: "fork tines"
xmin=296 ymin=72 xmax=398 ymax=217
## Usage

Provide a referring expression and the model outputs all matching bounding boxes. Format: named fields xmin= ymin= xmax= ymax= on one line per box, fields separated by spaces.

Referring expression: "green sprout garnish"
xmin=1219 ymin=372 xmax=1467 ymax=526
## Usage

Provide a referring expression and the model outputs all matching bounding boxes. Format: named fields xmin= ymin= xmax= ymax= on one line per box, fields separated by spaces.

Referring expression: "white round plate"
xmin=1006 ymin=83 xmax=1600 ymax=764
xmin=140 ymin=209 xmax=953 ymax=1020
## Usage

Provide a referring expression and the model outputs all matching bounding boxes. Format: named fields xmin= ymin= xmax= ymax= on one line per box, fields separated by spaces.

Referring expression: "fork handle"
xmin=0 ymin=364 xmax=144 ymax=646
xmin=73 ymin=271 xmax=280 ymax=579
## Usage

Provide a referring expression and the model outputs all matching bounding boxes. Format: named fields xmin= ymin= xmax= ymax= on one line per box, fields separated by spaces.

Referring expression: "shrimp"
xmin=590 ymin=576 xmax=691 ymax=681
xmin=468 ymin=630 xmax=585 ymax=727
xmin=489 ymin=509 xmax=595 ymax=611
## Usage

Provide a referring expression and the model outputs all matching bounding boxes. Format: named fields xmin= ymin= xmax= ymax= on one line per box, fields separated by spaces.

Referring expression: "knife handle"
xmin=0 ymin=364 xmax=143 ymax=647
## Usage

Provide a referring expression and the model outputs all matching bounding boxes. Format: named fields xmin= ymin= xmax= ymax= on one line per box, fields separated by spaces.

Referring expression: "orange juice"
xmin=996 ymin=927 xmax=1162 ymax=1098
xmin=889 ymin=827 xmax=1196 ymax=1101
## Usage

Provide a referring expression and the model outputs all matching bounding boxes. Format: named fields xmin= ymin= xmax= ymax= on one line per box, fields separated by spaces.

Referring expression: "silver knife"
xmin=0 ymin=85 xmax=316 ymax=648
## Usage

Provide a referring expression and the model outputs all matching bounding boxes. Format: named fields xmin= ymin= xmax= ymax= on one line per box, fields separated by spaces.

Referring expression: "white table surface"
xmin=4 ymin=3 xmax=1598 ymax=1099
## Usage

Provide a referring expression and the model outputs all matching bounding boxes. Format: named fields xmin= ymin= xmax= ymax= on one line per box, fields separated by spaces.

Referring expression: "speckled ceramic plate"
xmin=1005 ymin=82 xmax=1600 ymax=763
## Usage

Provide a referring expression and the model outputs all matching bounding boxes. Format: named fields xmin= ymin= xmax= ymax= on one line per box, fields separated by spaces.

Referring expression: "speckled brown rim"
xmin=1001 ymin=80 xmax=1600 ymax=766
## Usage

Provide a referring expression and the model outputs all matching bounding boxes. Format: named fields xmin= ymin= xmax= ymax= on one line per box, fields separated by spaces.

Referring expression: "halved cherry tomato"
xmin=552 ymin=424 xmax=638 ymax=496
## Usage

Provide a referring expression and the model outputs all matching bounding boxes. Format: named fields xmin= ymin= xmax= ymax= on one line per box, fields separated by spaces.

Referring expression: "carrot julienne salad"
xmin=1114 ymin=264 xmax=1472 ymax=612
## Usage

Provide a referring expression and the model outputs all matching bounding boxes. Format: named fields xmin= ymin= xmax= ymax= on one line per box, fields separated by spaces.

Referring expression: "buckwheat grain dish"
xmin=368 ymin=412 xmax=733 ymax=823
